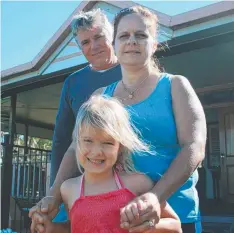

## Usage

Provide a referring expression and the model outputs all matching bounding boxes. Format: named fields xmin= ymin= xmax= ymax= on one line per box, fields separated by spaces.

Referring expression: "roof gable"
xmin=2 ymin=0 xmax=234 ymax=81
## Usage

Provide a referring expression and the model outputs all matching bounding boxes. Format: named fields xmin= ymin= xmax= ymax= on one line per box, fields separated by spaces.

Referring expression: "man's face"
xmin=76 ymin=26 xmax=114 ymax=69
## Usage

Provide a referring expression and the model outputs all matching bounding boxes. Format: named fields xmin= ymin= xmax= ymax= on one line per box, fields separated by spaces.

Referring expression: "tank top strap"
xmin=102 ymin=81 xmax=119 ymax=97
xmin=79 ymin=174 xmax=85 ymax=197
xmin=113 ymin=169 xmax=125 ymax=189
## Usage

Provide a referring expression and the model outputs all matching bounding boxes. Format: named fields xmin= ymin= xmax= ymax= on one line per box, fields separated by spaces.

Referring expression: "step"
xmin=201 ymin=216 xmax=234 ymax=233
xmin=202 ymin=215 xmax=234 ymax=223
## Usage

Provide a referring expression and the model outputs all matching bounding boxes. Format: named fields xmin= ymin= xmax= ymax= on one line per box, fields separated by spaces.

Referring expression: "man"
xmin=50 ymin=9 xmax=120 ymax=189
xmin=30 ymin=8 xmax=121 ymax=232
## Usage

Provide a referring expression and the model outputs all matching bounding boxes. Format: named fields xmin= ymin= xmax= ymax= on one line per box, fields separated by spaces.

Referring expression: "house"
xmin=1 ymin=1 xmax=234 ymax=232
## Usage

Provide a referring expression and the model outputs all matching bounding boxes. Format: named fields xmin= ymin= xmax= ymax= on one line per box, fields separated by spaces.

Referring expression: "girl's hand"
xmin=31 ymin=211 xmax=55 ymax=233
xmin=31 ymin=211 xmax=46 ymax=233
xmin=120 ymin=192 xmax=161 ymax=232
xmin=120 ymin=202 xmax=141 ymax=228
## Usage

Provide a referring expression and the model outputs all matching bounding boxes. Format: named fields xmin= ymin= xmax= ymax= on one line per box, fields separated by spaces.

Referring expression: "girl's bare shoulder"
xmin=119 ymin=172 xmax=154 ymax=196
xmin=60 ymin=176 xmax=83 ymax=210
xmin=91 ymin=87 xmax=104 ymax=96
xmin=60 ymin=176 xmax=82 ymax=197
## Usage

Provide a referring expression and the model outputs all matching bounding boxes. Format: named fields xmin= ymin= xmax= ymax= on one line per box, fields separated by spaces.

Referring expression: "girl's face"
xmin=78 ymin=125 xmax=121 ymax=175
xmin=114 ymin=13 xmax=157 ymax=68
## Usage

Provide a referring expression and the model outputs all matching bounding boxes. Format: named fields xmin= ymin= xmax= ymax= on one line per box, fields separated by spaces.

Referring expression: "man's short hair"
xmin=71 ymin=9 xmax=113 ymax=44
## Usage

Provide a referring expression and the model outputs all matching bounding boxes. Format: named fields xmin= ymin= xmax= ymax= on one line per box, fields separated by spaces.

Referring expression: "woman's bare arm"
xmin=152 ymin=75 xmax=207 ymax=202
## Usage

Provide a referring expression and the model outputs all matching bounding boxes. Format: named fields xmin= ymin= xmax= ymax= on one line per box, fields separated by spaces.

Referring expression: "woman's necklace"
xmin=121 ymin=76 xmax=149 ymax=99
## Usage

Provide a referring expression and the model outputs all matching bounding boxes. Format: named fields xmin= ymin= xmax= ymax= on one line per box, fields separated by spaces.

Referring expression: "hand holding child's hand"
xmin=29 ymin=196 xmax=59 ymax=220
xmin=120 ymin=200 xmax=144 ymax=228
xmin=120 ymin=192 xmax=161 ymax=232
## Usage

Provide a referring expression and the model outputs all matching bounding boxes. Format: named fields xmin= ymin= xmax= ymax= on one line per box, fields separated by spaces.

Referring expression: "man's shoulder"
xmin=64 ymin=64 xmax=121 ymax=89
xmin=66 ymin=65 xmax=90 ymax=83
xmin=67 ymin=64 xmax=121 ymax=80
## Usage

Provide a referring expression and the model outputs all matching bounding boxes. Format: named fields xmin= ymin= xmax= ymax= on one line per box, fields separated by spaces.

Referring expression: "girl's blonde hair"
xmin=73 ymin=95 xmax=151 ymax=173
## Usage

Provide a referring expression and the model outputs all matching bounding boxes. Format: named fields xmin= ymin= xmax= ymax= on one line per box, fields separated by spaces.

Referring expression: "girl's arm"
xmin=149 ymin=202 xmax=182 ymax=233
xmin=60 ymin=176 xmax=81 ymax=211
xmin=43 ymin=180 xmax=73 ymax=233
xmin=31 ymin=181 xmax=72 ymax=233
xmin=41 ymin=179 xmax=84 ymax=233
xmin=47 ymin=221 xmax=70 ymax=233
xmin=31 ymin=212 xmax=70 ymax=233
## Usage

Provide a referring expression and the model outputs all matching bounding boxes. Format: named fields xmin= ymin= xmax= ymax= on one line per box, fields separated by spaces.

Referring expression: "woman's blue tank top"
xmin=103 ymin=74 xmax=200 ymax=223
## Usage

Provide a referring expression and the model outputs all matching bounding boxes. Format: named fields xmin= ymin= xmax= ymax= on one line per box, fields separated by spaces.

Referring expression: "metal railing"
xmin=1 ymin=143 xmax=51 ymax=233
xmin=11 ymin=145 xmax=51 ymax=199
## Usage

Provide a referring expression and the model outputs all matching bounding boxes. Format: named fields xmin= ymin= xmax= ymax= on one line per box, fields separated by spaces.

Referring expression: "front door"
xmin=219 ymin=107 xmax=234 ymax=203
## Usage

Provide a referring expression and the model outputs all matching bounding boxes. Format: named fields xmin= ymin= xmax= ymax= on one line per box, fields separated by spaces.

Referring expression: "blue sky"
xmin=1 ymin=1 xmax=221 ymax=71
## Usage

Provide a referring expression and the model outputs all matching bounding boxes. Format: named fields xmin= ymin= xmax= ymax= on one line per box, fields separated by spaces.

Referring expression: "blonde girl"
xmin=33 ymin=95 xmax=181 ymax=233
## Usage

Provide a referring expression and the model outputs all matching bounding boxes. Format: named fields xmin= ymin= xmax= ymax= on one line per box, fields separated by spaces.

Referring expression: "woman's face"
xmin=114 ymin=13 xmax=157 ymax=67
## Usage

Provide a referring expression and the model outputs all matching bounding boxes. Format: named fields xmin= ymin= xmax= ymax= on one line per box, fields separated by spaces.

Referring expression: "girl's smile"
xmin=87 ymin=157 xmax=105 ymax=165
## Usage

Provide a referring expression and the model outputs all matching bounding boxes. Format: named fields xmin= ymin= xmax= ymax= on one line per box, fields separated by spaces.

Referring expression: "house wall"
xmin=160 ymin=41 xmax=234 ymax=89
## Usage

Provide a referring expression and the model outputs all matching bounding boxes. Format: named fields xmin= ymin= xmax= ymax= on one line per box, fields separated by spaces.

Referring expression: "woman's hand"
xmin=120 ymin=192 xmax=161 ymax=232
xmin=29 ymin=196 xmax=60 ymax=221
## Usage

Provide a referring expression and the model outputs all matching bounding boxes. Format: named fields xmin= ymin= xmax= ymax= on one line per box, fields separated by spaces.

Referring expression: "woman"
xmin=31 ymin=5 xmax=206 ymax=233
xmin=94 ymin=6 xmax=206 ymax=233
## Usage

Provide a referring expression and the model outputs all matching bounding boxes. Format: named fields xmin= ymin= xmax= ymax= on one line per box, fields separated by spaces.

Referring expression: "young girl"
xmin=34 ymin=95 xmax=181 ymax=233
